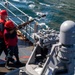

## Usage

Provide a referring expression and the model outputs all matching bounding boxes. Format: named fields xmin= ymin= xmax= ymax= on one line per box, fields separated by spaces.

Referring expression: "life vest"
xmin=0 ymin=19 xmax=5 ymax=38
xmin=4 ymin=29 xmax=18 ymax=48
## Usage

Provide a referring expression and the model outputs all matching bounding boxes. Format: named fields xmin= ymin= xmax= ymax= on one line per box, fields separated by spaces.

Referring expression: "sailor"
xmin=4 ymin=20 xmax=25 ymax=69
xmin=0 ymin=10 xmax=8 ymax=57
xmin=0 ymin=10 xmax=15 ymax=62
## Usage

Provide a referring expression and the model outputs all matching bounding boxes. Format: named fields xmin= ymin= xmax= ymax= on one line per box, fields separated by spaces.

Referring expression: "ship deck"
xmin=0 ymin=32 xmax=34 ymax=75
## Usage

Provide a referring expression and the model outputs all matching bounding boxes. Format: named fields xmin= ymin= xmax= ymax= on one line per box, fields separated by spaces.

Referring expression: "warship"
xmin=0 ymin=0 xmax=75 ymax=75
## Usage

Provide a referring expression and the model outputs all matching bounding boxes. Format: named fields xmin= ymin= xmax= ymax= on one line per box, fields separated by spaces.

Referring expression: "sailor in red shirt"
xmin=4 ymin=20 xmax=25 ymax=69
xmin=0 ymin=10 xmax=8 ymax=56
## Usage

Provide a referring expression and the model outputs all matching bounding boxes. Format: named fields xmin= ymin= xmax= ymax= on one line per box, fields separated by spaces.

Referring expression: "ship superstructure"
xmin=5 ymin=20 xmax=75 ymax=75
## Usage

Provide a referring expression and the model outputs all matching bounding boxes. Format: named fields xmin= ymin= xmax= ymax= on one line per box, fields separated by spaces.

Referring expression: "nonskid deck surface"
xmin=0 ymin=38 xmax=33 ymax=75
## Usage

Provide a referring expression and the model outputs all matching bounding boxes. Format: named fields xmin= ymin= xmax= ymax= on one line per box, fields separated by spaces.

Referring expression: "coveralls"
xmin=4 ymin=29 xmax=20 ymax=65
xmin=0 ymin=19 xmax=8 ymax=56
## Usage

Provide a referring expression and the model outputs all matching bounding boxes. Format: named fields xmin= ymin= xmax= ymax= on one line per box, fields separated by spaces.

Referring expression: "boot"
xmin=5 ymin=58 xmax=11 ymax=70
xmin=5 ymin=57 xmax=15 ymax=63
xmin=15 ymin=55 xmax=25 ymax=67
xmin=10 ymin=58 xmax=15 ymax=63
xmin=15 ymin=61 xmax=25 ymax=66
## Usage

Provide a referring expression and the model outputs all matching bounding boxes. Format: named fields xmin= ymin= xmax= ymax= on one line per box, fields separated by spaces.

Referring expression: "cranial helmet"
xmin=0 ymin=10 xmax=8 ymax=16
xmin=5 ymin=20 xmax=15 ymax=29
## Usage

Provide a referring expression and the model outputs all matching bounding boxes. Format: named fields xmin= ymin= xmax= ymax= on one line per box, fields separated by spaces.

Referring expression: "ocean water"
xmin=1 ymin=0 xmax=75 ymax=30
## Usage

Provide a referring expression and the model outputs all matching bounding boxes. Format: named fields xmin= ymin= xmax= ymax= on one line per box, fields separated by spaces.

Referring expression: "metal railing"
xmin=0 ymin=0 xmax=37 ymax=43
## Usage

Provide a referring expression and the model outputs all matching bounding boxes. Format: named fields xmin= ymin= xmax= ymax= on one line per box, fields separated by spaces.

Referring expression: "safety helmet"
xmin=0 ymin=10 xmax=8 ymax=16
xmin=5 ymin=20 xmax=15 ymax=29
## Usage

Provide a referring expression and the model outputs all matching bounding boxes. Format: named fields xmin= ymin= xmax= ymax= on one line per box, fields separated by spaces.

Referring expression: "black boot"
xmin=15 ymin=61 xmax=25 ymax=66
xmin=5 ymin=58 xmax=11 ymax=70
xmin=10 ymin=58 xmax=15 ymax=63
xmin=15 ymin=55 xmax=25 ymax=67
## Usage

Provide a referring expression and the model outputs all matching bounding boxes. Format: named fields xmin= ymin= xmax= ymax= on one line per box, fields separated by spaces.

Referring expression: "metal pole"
xmin=34 ymin=21 xmax=38 ymax=33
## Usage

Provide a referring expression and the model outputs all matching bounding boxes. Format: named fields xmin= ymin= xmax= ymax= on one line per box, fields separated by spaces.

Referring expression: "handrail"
xmin=0 ymin=0 xmax=47 ymax=43
xmin=7 ymin=1 xmax=30 ymax=18
xmin=0 ymin=3 xmax=25 ymax=23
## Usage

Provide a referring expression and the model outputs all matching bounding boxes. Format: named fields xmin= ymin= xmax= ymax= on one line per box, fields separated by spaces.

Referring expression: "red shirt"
xmin=0 ymin=19 xmax=6 ymax=38
xmin=4 ymin=29 xmax=18 ymax=48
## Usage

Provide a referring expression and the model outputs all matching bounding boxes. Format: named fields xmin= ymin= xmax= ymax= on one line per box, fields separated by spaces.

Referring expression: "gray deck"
xmin=0 ymin=38 xmax=33 ymax=75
